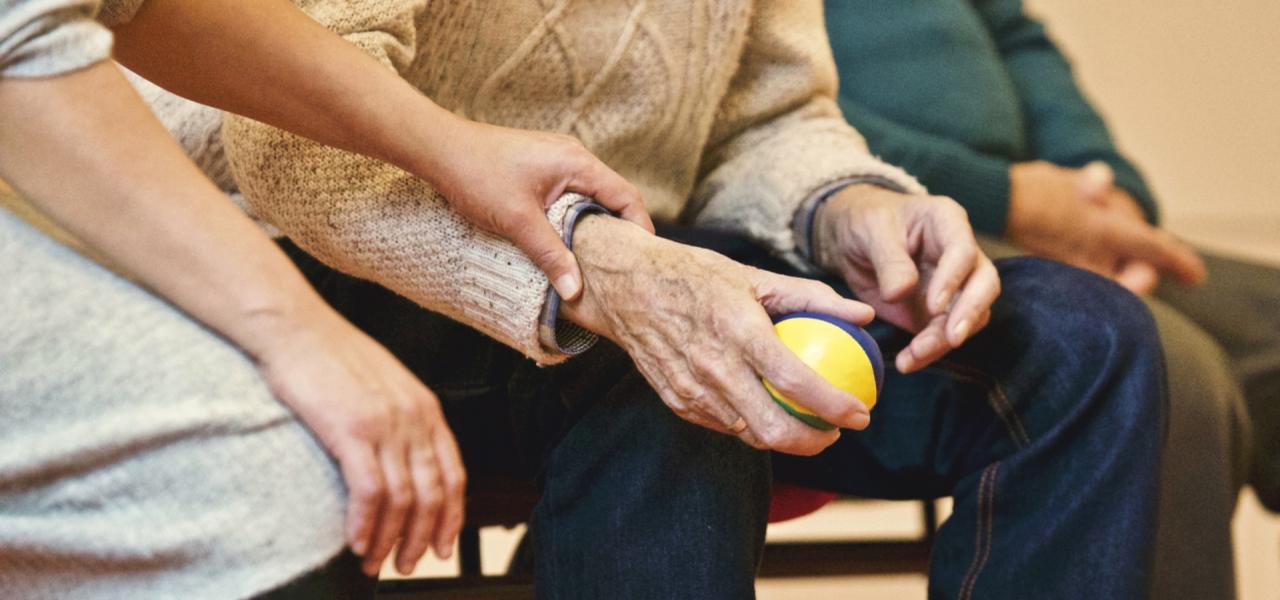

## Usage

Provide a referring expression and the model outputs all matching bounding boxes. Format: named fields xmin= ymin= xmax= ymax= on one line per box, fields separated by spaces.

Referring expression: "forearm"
xmin=110 ymin=0 xmax=457 ymax=186
xmin=0 ymin=61 xmax=327 ymax=358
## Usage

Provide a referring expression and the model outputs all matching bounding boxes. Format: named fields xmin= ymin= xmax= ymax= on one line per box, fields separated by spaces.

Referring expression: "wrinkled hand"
xmin=1008 ymin=160 xmax=1205 ymax=295
xmin=812 ymin=184 xmax=1000 ymax=374
xmin=427 ymin=118 xmax=653 ymax=300
xmin=246 ymin=304 xmax=466 ymax=577
xmin=562 ymin=216 xmax=874 ymax=456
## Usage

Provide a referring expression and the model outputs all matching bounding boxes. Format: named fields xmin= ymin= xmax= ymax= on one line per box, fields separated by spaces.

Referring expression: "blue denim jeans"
xmin=281 ymin=228 xmax=1166 ymax=600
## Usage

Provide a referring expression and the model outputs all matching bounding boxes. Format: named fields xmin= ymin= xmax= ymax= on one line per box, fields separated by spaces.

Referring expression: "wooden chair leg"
xmin=458 ymin=525 xmax=482 ymax=577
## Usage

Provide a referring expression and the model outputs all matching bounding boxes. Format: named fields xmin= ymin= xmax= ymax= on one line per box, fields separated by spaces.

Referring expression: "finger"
xmin=429 ymin=424 xmax=467 ymax=559
xmin=337 ymin=442 xmax=384 ymax=558
xmin=685 ymin=397 xmax=766 ymax=449
xmin=736 ymin=313 xmax=871 ymax=432
xmin=973 ymin=308 xmax=992 ymax=333
xmin=394 ymin=442 xmax=441 ymax=575
xmin=860 ymin=208 xmax=919 ymax=300
xmin=755 ymin=273 xmax=875 ymax=325
xmin=924 ymin=238 xmax=981 ymax=316
xmin=1101 ymin=221 xmax=1206 ymax=286
xmin=676 ymin=348 xmax=795 ymax=449
xmin=571 ymin=161 xmax=654 ymax=233
xmin=1114 ymin=260 xmax=1160 ymax=295
xmin=896 ymin=313 xmax=950 ymax=374
xmin=730 ymin=357 xmax=841 ymax=456
xmin=364 ymin=440 xmax=415 ymax=576
xmin=944 ymin=256 xmax=1001 ymax=347
xmin=1077 ymin=161 xmax=1115 ymax=206
xmin=504 ymin=215 xmax=585 ymax=300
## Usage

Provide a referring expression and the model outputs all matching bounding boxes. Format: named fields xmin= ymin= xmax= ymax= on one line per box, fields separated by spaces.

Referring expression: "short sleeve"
xmin=0 ymin=0 xmax=112 ymax=78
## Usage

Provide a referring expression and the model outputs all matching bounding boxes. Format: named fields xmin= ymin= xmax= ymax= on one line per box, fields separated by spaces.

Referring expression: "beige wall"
xmin=1025 ymin=0 xmax=1280 ymax=261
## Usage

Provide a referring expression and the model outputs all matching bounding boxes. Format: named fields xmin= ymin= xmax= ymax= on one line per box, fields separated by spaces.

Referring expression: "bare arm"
xmin=111 ymin=0 xmax=649 ymax=299
xmin=0 ymin=61 xmax=462 ymax=577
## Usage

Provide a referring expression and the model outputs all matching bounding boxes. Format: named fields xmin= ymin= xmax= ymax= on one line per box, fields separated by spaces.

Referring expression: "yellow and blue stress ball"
xmin=764 ymin=312 xmax=885 ymax=430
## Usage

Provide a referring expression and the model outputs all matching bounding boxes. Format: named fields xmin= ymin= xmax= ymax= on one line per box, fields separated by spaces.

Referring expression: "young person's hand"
xmin=561 ymin=216 xmax=874 ymax=456
xmin=244 ymin=304 xmax=466 ymax=577
xmin=812 ymin=185 xmax=1000 ymax=374
xmin=0 ymin=61 xmax=464 ymax=578
xmin=114 ymin=0 xmax=652 ymax=304
xmin=1007 ymin=161 xmax=1205 ymax=294
xmin=423 ymin=118 xmax=653 ymax=300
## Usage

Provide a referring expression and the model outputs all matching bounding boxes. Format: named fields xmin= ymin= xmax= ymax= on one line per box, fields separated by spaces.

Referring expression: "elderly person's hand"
xmin=561 ymin=216 xmax=874 ymax=456
xmin=1007 ymin=160 xmax=1205 ymax=295
xmin=812 ymin=184 xmax=1001 ymax=374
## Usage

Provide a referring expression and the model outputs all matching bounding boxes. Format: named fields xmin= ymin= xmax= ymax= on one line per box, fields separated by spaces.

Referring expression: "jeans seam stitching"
xmin=959 ymin=462 xmax=999 ymax=600
xmin=938 ymin=360 xmax=1032 ymax=448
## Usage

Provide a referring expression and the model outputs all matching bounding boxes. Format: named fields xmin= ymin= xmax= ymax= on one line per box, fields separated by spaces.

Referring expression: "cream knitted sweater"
xmin=224 ymin=0 xmax=924 ymax=365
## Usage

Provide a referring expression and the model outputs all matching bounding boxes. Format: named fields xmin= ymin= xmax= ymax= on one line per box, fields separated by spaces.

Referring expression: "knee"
xmin=989 ymin=258 xmax=1166 ymax=423
xmin=995 ymin=257 xmax=1162 ymax=363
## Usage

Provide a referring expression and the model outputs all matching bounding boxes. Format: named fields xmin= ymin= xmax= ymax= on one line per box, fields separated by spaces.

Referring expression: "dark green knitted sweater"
xmin=825 ymin=0 xmax=1158 ymax=234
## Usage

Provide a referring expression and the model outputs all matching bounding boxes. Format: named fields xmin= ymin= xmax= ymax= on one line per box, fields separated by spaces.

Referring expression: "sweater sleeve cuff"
xmin=922 ymin=150 xmax=1013 ymax=236
xmin=536 ymin=197 xmax=608 ymax=358
xmin=792 ymin=175 xmax=913 ymax=265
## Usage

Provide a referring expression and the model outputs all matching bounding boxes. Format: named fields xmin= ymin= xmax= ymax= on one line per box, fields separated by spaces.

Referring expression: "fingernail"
xmin=352 ymin=539 xmax=367 ymax=557
xmin=933 ymin=290 xmax=952 ymax=313
xmin=554 ymin=274 xmax=581 ymax=299
xmin=851 ymin=412 xmax=870 ymax=430
xmin=952 ymin=318 xmax=971 ymax=343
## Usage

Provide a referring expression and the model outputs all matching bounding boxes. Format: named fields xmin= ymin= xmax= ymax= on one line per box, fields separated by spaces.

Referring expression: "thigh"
xmin=1155 ymin=251 xmax=1280 ymax=431
xmin=0 ymin=211 xmax=351 ymax=599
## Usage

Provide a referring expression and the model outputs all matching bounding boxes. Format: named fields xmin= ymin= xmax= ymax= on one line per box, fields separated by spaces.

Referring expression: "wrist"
xmin=221 ymin=285 xmax=342 ymax=363
xmin=558 ymin=213 xmax=656 ymax=338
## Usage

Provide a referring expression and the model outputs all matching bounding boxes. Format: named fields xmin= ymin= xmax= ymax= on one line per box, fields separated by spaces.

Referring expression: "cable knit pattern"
xmin=222 ymin=0 xmax=925 ymax=364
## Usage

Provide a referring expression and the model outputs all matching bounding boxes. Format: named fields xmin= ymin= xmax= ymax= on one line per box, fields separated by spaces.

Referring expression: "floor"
xmin=383 ymin=491 xmax=1280 ymax=599
xmin=384 ymin=219 xmax=1280 ymax=598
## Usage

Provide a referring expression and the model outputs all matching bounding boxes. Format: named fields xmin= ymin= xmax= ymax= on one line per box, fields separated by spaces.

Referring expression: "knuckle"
xmin=354 ymin=476 xmax=385 ymax=502
xmin=688 ymin=354 xmax=725 ymax=382
xmin=805 ymin=278 xmax=839 ymax=299
xmin=668 ymin=374 xmax=702 ymax=401
xmin=388 ymin=484 xmax=414 ymax=511
xmin=348 ymin=408 xmax=390 ymax=441
xmin=757 ymin=422 xmax=789 ymax=449
xmin=419 ymin=490 xmax=443 ymax=514
xmin=446 ymin=474 xmax=467 ymax=497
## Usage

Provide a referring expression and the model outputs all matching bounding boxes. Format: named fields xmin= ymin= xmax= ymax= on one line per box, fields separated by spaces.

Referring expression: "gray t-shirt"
xmin=0 ymin=0 xmax=143 ymax=78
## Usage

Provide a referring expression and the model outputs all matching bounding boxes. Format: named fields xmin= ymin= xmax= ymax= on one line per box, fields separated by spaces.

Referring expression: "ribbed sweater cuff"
xmin=537 ymin=196 xmax=605 ymax=358
xmin=924 ymin=150 xmax=1013 ymax=236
